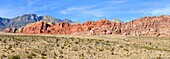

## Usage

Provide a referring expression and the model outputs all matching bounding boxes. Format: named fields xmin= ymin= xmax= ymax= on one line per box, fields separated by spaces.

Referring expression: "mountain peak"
xmin=40 ymin=15 xmax=57 ymax=23
xmin=23 ymin=14 xmax=37 ymax=16
xmin=111 ymin=18 xmax=124 ymax=23
xmin=63 ymin=19 xmax=74 ymax=23
xmin=41 ymin=15 xmax=53 ymax=19
xmin=0 ymin=14 xmax=74 ymax=31
xmin=20 ymin=14 xmax=38 ymax=19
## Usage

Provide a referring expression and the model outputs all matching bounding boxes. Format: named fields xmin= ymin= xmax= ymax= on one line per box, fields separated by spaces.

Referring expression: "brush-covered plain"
xmin=0 ymin=34 xmax=170 ymax=59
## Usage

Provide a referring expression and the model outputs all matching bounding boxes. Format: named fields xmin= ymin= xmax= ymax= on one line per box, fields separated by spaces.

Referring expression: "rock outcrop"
xmin=3 ymin=15 xmax=170 ymax=37
xmin=3 ymin=28 xmax=17 ymax=33
xmin=121 ymin=15 xmax=170 ymax=37
xmin=4 ymin=19 xmax=114 ymax=34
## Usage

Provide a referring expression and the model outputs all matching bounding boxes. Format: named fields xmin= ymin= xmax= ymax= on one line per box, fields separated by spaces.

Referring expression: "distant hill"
xmin=0 ymin=14 xmax=74 ymax=31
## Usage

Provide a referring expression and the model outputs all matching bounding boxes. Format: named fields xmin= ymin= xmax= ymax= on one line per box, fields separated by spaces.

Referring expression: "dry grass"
xmin=0 ymin=33 xmax=170 ymax=59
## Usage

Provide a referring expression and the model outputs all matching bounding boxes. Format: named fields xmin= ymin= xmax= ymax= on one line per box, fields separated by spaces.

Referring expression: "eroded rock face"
xmin=121 ymin=15 xmax=170 ymax=37
xmin=3 ymin=15 xmax=170 ymax=37
xmin=49 ymin=19 xmax=114 ymax=34
xmin=5 ymin=20 xmax=113 ymax=34
xmin=16 ymin=20 xmax=53 ymax=34
xmin=4 ymin=28 xmax=17 ymax=33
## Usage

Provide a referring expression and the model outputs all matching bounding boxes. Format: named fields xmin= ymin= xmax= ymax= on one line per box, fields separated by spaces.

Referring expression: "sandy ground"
xmin=0 ymin=32 xmax=170 ymax=59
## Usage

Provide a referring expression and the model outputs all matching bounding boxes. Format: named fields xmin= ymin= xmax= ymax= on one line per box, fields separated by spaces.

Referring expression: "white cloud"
xmin=0 ymin=0 xmax=60 ymax=18
xmin=60 ymin=5 xmax=114 ymax=18
xmin=81 ymin=9 xmax=106 ymax=17
xmin=60 ymin=6 xmax=92 ymax=14
xmin=149 ymin=6 xmax=170 ymax=15
xmin=59 ymin=0 xmax=128 ymax=18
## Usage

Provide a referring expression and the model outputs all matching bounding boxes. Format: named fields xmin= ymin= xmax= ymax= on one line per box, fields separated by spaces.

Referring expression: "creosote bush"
xmin=8 ymin=55 xmax=20 ymax=59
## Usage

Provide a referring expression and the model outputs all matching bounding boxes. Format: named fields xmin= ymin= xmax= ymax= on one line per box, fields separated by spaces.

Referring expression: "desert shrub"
xmin=0 ymin=38 xmax=2 ymax=41
xmin=72 ymin=46 xmax=79 ymax=51
xmin=27 ymin=55 xmax=32 ymax=59
xmin=59 ymin=50 xmax=63 ymax=54
xmin=61 ymin=46 xmax=64 ymax=49
xmin=88 ymin=45 xmax=93 ymax=49
xmin=41 ymin=56 xmax=47 ymax=59
xmin=27 ymin=53 xmax=37 ymax=58
xmin=110 ymin=48 xmax=114 ymax=52
xmin=149 ymin=42 xmax=152 ymax=45
xmin=80 ymin=54 xmax=84 ymax=57
xmin=8 ymin=45 xmax=13 ymax=50
xmin=106 ymin=43 xmax=111 ymax=46
xmin=95 ymin=41 xmax=100 ymax=44
xmin=59 ymin=55 xmax=64 ymax=59
xmin=99 ymin=48 xmax=104 ymax=52
xmin=55 ymin=38 xmax=59 ymax=43
xmin=63 ymin=41 xmax=69 ymax=46
xmin=156 ymin=57 xmax=162 ymax=59
xmin=15 ymin=38 xmax=22 ymax=41
xmin=8 ymin=55 xmax=20 ymax=59
xmin=54 ymin=52 xmax=57 ymax=56
xmin=124 ymin=49 xmax=129 ymax=51
xmin=57 ymin=44 xmax=60 ymax=47
xmin=11 ymin=50 xmax=15 ymax=53
xmin=80 ymin=57 xmax=85 ymax=59
xmin=111 ymin=52 xmax=114 ymax=55
xmin=74 ymin=41 xmax=79 ymax=44
xmin=68 ymin=45 xmax=71 ymax=47
xmin=119 ymin=45 xmax=123 ymax=48
xmin=69 ymin=37 xmax=74 ymax=41
xmin=3 ymin=39 xmax=7 ymax=43
xmin=1 ymin=54 xmax=7 ymax=58
xmin=41 ymin=53 xmax=47 ymax=56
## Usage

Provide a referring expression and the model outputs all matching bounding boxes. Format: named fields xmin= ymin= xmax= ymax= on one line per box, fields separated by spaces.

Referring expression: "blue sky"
xmin=0 ymin=0 xmax=170 ymax=23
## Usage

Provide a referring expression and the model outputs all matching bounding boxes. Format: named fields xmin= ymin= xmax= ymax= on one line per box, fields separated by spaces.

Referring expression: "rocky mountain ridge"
xmin=0 ymin=14 xmax=74 ymax=31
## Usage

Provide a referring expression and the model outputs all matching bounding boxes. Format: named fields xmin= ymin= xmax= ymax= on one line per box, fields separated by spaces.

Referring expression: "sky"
xmin=0 ymin=0 xmax=170 ymax=23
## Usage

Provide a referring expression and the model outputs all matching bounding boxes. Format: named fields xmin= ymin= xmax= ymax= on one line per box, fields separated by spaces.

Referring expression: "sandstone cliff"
xmin=3 ymin=15 xmax=170 ymax=37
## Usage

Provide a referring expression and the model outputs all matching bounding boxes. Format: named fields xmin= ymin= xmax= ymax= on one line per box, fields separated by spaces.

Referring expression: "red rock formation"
xmin=121 ymin=15 xmax=170 ymax=37
xmin=3 ymin=15 xmax=170 ymax=37
xmin=16 ymin=20 xmax=53 ymax=34
xmin=4 ymin=28 xmax=17 ymax=33
xmin=6 ymin=19 xmax=112 ymax=34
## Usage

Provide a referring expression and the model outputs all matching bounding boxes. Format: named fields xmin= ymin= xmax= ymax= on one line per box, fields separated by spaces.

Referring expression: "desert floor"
xmin=0 ymin=33 xmax=170 ymax=59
